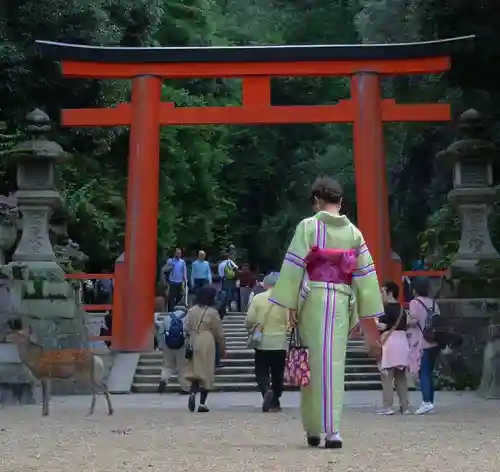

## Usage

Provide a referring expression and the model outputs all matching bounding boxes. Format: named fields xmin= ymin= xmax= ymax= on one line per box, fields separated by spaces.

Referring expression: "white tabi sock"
xmin=326 ymin=432 xmax=342 ymax=442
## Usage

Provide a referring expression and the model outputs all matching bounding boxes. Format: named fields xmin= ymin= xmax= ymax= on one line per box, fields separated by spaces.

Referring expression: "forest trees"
xmin=1 ymin=0 xmax=499 ymax=270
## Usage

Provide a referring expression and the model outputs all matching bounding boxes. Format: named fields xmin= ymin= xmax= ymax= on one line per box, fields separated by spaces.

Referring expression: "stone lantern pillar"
xmin=438 ymin=109 xmax=499 ymax=278
xmin=12 ymin=110 xmax=65 ymax=265
xmin=437 ymin=109 xmax=500 ymax=397
xmin=6 ymin=110 xmax=88 ymax=354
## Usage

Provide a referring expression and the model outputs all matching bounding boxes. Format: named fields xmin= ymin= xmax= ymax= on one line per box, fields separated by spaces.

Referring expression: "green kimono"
xmin=270 ymin=211 xmax=383 ymax=436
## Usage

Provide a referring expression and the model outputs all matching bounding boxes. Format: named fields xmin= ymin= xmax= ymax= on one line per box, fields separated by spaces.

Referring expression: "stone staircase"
xmin=132 ymin=312 xmax=381 ymax=393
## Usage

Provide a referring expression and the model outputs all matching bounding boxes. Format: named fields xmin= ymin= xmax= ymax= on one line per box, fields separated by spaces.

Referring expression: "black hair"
xmin=8 ymin=318 xmax=23 ymax=330
xmin=383 ymin=281 xmax=400 ymax=299
xmin=412 ymin=277 xmax=430 ymax=297
xmin=309 ymin=177 xmax=343 ymax=205
xmin=196 ymin=285 xmax=217 ymax=307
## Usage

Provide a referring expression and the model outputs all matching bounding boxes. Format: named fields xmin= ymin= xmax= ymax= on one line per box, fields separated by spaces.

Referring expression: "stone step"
xmin=136 ymin=364 xmax=380 ymax=376
xmin=137 ymin=353 xmax=376 ymax=365
xmin=224 ymin=339 xmax=364 ymax=347
xmin=133 ymin=371 xmax=381 ymax=384
xmin=131 ymin=379 xmax=381 ymax=393
xmin=139 ymin=348 xmax=373 ymax=360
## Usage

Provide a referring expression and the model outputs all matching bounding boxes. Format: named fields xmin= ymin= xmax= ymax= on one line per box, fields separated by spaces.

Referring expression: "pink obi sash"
xmin=305 ymin=247 xmax=357 ymax=285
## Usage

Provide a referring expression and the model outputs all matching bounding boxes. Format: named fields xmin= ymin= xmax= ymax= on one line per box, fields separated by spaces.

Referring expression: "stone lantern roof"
xmin=438 ymin=109 xmax=499 ymax=165
xmin=10 ymin=109 xmax=68 ymax=162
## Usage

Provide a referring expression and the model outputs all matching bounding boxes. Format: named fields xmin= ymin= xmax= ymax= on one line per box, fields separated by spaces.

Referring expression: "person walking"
xmin=248 ymin=277 xmax=266 ymax=307
xmin=376 ymin=281 xmax=410 ymax=415
xmin=245 ymin=272 xmax=289 ymax=412
xmin=190 ymin=250 xmax=212 ymax=300
xmin=408 ymin=277 xmax=441 ymax=415
xmin=163 ymin=248 xmax=188 ymax=311
xmin=269 ymin=177 xmax=383 ymax=449
xmin=239 ymin=263 xmax=256 ymax=312
xmin=218 ymin=253 xmax=238 ymax=312
xmin=157 ymin=304 xmax=191 ymax=394
xmin=184 ymin=285 xmax=226 ymax=413
xmin=154 ymin=285 xmax=167 ymax=351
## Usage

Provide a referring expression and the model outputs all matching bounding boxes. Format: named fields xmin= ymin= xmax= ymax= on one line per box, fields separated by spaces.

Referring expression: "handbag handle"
xmin=195 ymin=307 xmax=209 ymax=333
xmin=288 ymin=328 xmax=303 ymax=350
xmin=380 ymin=306 xmax=405 ymax=346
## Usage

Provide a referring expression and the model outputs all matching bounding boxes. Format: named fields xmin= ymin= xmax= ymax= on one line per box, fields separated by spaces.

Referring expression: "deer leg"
xmin=87 ymin=353 xmax=97 ymax=416
xmin=41 ymin=379 xmax=49 ymax=416
xmin=97 ymin=380 xmax=114 ymax=416
xmin=87 ymin=383 xmax=97 ymax=416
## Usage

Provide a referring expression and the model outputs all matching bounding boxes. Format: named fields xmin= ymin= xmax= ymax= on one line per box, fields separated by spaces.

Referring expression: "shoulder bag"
xmin=185 ymin=307 xmax=208 ymax=360
xmin=247 ymin=305 xmax=273 ymax=349
xmin=380 ymin=306 xmax=405 ymax=346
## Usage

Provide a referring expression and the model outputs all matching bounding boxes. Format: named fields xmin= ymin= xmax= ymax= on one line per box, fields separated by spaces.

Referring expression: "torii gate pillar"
xmin=122 ymin=76 xmax=162 ymax=351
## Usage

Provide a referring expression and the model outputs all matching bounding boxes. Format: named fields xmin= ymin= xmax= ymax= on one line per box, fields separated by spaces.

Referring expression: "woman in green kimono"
xmin=269 ymin=177 xmax=383 ymax=449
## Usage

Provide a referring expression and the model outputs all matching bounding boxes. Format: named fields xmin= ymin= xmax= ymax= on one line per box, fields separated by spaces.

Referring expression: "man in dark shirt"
xmin=378 ymin=281 xmax=407 ymax=333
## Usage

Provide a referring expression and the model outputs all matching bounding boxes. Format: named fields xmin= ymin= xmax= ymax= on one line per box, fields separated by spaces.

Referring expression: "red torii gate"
xmin=37 ymin=36 xmax=473 ymax=352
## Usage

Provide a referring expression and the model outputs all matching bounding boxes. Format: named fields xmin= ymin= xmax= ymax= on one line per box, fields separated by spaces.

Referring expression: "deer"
xmin=6 ymin=328 xmax=114 ymax=417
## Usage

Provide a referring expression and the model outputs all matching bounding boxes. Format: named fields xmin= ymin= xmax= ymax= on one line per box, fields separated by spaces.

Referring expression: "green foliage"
xmin=1 ymin=0 xmax=500 ymax=272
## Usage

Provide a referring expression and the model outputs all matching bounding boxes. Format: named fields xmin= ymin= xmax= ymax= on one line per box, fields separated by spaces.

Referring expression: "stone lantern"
xmin=437 ymin=109 xmax=500 ymax=278
xmin=6 ymin=110 xmax=88 ymax=352
xmin=438 ymin=109 xmax=500 ymax=398
xmin=11 ymin=109 xmax=67 ymax=264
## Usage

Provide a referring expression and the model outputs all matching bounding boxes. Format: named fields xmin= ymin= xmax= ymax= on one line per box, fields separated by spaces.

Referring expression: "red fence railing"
xmin=65 ymin=273 xmax=114 ymax=342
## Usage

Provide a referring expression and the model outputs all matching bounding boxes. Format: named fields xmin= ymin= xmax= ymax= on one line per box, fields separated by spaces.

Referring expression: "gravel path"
xmin=1 ymin=392 xmax=499 ymax=472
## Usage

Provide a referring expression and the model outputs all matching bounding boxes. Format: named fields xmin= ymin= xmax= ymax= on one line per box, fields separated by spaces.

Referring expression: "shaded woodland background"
xmin=1 ymin=0 xmax=500 ymax=271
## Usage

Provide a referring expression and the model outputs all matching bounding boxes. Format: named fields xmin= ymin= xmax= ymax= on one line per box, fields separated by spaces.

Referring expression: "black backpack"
xmin=414 ymin=298 xmax=449 ymax=348
xmin=164 ymin=313 xmax=185 ymax=349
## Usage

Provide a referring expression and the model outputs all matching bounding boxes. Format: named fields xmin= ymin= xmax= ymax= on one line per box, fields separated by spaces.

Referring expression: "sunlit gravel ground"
xmin=1 ymin=391 xmax=499 ymax=472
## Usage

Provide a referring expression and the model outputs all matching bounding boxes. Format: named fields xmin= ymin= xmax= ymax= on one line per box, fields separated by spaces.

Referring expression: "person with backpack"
xmin=157 ymin=304 xmax=190 ymax=395
xmin=218 ymin=253 xmax=238 ymax=312
xmin=95 ymin=272 xmax=113 ymax=305
xmin=408 ymin=277 xmax=443 ymax=415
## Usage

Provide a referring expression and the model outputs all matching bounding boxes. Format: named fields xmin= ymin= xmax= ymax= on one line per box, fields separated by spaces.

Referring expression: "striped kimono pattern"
xmin=270 ymin=211 xmax=384 ymax=436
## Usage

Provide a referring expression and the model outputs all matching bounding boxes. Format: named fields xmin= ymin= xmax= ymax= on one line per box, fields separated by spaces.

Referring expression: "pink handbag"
xmin=284 ymin=329 xmax=311 ymax=387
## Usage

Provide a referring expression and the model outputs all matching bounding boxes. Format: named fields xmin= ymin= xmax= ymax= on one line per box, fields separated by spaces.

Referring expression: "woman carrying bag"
xmin=377 ymin=281 xmax=410 ymax=415
xmin=184 ymin=285 xmax=226 ymax=413
xmin=245 ymin=272 xmax=289 ymax=413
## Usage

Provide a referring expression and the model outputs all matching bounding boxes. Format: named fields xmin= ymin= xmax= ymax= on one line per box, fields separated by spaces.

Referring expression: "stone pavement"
xmin=1 ymin=391 xmax=500 ymax=472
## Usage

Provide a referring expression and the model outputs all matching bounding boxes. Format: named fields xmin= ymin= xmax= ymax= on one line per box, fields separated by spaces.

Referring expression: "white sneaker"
xmin=414 ymin=402 xmax=434 ymax=415
xmin=376 ymin=407 xmax=396 ymax=415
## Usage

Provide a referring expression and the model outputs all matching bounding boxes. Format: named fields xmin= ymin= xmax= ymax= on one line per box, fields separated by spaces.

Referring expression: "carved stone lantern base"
xmin=0 ymin=344 xmax=37 ymax=406
xmin=478 ymin=323 xmax=500 ymax=398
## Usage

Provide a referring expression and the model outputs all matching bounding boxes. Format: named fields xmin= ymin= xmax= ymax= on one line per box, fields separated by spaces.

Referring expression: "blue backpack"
xmin=164 ymin=313 xmax=185 ymax=349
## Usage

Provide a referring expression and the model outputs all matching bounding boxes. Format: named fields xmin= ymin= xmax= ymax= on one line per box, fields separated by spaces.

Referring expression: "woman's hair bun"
xmin=309 ymin=177 xmax=343 ymax=204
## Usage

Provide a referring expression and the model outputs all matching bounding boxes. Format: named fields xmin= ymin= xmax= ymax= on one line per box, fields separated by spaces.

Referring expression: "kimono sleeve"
xmin=269 ymin=219 xmax=309 ymax=310
xmin=351 ymin=236 xmax=384 ymax=319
